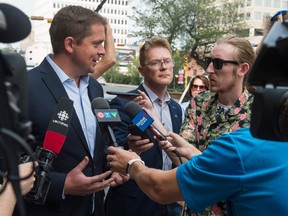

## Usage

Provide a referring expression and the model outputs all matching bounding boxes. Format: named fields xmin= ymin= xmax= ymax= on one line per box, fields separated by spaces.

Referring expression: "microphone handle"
xmin=148 ymin=125 xmax=183 ymax=164
xmin=107 ymin=125 xmax=120 ymax=147
xmin=148 ymin=125 xmax=166 ymax=141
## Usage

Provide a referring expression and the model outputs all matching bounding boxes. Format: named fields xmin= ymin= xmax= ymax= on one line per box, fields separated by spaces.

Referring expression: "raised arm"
xmin=90 ymin=23 xmax=116 ymax=79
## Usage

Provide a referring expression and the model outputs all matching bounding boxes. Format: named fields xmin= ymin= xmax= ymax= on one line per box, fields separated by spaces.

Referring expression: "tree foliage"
xmin=130 ymin=0 xmax=246 ymax=67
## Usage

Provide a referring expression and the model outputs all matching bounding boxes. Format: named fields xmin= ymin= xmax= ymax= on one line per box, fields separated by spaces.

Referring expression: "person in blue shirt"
xmin=106 ymin=127 xmax=288 ymax=216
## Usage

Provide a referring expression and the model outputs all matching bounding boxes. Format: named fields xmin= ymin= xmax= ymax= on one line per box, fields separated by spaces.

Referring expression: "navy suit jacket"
xmin=24 ymin=58 xmax=106 ymax=216
xmin=105 ymin=84 xmax=183 ymax=216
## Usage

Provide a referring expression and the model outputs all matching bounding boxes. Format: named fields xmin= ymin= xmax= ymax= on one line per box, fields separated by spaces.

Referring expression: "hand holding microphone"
xmin=124 ymin=101 xmax=183 ymax=164
xmin=91 ymin=97 xmax=121 ymax=148
xmin=20 ymin=97 xmax=74 ymax=204
xmin=91 ymin=97 xmax=129 ymax=185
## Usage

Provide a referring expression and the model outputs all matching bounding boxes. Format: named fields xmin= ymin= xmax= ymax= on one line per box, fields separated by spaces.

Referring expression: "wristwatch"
xmin=126 ymin=158 xmax=145 ymax=177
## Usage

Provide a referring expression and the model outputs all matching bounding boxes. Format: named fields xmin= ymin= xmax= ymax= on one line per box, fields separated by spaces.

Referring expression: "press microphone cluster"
xmin=20 ymin=98 xmax=74 ymax=205
xmin=91 ymin=97 xmax=121 ymax=148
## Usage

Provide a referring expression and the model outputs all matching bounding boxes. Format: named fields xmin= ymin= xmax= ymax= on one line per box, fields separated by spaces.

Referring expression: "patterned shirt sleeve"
xmin=179 ymin=97 xmax=198 ymax=146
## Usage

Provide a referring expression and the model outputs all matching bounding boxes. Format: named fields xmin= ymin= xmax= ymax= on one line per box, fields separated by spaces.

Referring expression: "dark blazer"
xmin=104 ymin=84 xmax=183 ymax=216
xmin=24 ymin=58 xmax=106 ymax=216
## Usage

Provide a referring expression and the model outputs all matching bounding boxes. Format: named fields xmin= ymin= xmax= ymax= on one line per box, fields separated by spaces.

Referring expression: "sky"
xmin=2 ymin=0 xmax=35 ymax=16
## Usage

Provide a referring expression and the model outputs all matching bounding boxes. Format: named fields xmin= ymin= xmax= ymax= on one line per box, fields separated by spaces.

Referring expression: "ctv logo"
xmin=97 ymin=111 xmax=118 ymax=119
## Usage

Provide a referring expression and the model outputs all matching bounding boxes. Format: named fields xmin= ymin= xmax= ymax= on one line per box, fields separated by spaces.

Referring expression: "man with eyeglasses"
xmin=179 ymin=35 xmax=255 ymax=215
xmin=104 ymin=36 xmax=183 ymax=216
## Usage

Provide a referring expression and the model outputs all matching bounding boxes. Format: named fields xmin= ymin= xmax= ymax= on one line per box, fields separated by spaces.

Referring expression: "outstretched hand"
xmin=134 ymin=90 xmax=157 ymax=118
xmin=159 ymin=132 xmax=202 ymax=162
xmin=64 ymin=156 xmax=114 ymax=196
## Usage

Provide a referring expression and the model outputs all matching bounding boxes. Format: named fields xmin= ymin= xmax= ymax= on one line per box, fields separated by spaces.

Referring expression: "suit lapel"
xmin=40 ymin=59 xmax=91 ymax=156
xmin=168 ymin=102 xmax=182 ymax=133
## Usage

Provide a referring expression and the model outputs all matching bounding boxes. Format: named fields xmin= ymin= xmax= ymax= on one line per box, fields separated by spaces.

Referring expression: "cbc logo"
xmin=57 ymin=110 xmax=69 ymax=121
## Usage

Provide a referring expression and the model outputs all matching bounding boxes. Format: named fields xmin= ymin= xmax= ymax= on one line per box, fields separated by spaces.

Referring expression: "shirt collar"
xmin=142 ymin=83 xmax=171 ymax=103
xmin=46 ymin=54 xmax=90 ymax=85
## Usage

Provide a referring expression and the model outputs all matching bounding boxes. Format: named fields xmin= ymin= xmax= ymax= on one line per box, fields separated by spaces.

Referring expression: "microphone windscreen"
xmin=92 ymin=97 xmax=110 ymax=109
xmin=124 ymin=101 xmax=142 ymax=118
xmin=0 ymin=3 xmax=31 ymax=43
xmin=43 ymin=131 xmax=66 ymax=154
xmin=43 ymin=98 xmax=74 ymax=154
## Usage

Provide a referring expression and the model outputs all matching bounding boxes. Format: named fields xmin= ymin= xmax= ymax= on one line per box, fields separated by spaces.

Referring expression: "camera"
xmin=0 ymin=51 xmax=54 ymax=205
xmin=19 ymin=146 xmax=55 ymax=205
xmin=248 ymin=20 xmax=288 ymax=141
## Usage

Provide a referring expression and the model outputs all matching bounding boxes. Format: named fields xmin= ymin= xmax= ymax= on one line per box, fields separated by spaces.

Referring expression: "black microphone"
xmin=124 ymin=101 xmax=166 ymax=141
xmin=20 ymin=97 xmax=74 ymax=204
xmin=91 ymin=97 xmax=121 ymax=147
xmin=0 ymin=3 xmax=31 ymax=43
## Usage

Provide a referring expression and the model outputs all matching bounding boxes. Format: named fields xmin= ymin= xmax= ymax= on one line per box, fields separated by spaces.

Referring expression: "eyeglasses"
xmin=145 ymin=59 xmax=174 ymax=69
xmin=205 ymin=57 xmax=239 ymax=70
xmin=192 ymin=84 xmax=206 ymax=91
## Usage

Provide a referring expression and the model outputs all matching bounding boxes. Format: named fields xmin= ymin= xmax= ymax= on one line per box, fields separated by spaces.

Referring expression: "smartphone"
xmin=106 ymin=91 xmax=140 ymax=100
xmin=128 ymin=124 xmax=151 ymax=141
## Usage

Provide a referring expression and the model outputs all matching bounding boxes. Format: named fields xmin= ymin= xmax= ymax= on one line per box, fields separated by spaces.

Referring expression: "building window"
xmin=264 ymin=0 xmax=270 ymax=7
xmin=246 ymin=12 xmax=251 ymax=19
xmin=254 ymin=28 xmax=263 ymax=36
xmin=255 ymin=0 xmax=262 ymax=6
xmin=273 ymin=0 xmax=280 ymax=7
xmin=254 ymin=12 xmax=262 ymax=20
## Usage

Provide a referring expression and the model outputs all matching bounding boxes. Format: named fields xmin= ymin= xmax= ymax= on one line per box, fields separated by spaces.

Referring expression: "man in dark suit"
xmin=105 ymin=37 xmax=183 ymax=216
xmin=25 ymin=6 xmax=121 ymax=216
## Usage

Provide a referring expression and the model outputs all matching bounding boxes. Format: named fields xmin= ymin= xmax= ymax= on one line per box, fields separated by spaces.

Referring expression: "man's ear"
xmin=64 ymin=37 xmax=75 ymax=53
xmin=138 ymin=66 xmax=145 ymax=77
xmin=238 ymin=62 xmax=249 ymax=78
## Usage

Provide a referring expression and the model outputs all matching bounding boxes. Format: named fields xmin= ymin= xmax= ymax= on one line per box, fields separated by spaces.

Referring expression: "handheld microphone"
xmin=21 ymin=97 xmax=74 ymax=204
xmin=91 ymin=97 xmax=121 ymax=147
xmin=0 ymin=3 xmax=31 ymax=43
xmin=124 ymin=101 xmax=183 ymax=164
xmin=124 ymin=101 xmax=166 ymax=141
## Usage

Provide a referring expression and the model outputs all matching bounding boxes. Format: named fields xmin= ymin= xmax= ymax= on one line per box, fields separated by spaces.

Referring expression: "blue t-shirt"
xmin=176 ymin=128 xmax=288 ymax=216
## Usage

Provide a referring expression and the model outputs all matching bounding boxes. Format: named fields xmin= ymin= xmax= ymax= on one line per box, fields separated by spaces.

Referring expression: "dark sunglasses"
xmin=205 ymin=57 xmax=239 ymax=70
xmin=192 ymin=84 xmax=206 ymax=91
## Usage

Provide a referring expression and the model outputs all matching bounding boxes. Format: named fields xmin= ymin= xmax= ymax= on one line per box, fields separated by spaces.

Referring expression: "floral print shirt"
xmin=180 ymin=89 xmax=253 ymax=216
xmin=180 ymin=89 xmax=254 ymax=151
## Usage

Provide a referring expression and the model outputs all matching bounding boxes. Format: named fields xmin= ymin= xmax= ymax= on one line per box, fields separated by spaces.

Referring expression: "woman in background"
xmin=181 ymin=75 xmax=209 ymax=111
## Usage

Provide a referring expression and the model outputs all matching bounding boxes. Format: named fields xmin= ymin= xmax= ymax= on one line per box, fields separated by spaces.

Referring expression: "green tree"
xmin=130 ymin=0 xmax=246 ymax=67
xmin=127 ymin=56 xmax=142 ymax=85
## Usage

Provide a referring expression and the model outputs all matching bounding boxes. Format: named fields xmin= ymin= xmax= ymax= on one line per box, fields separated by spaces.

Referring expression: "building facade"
xmin=238 ymin=0 xmax=288 ymax=46
xmin=26 ymin=0 xmax=135 ymax=67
